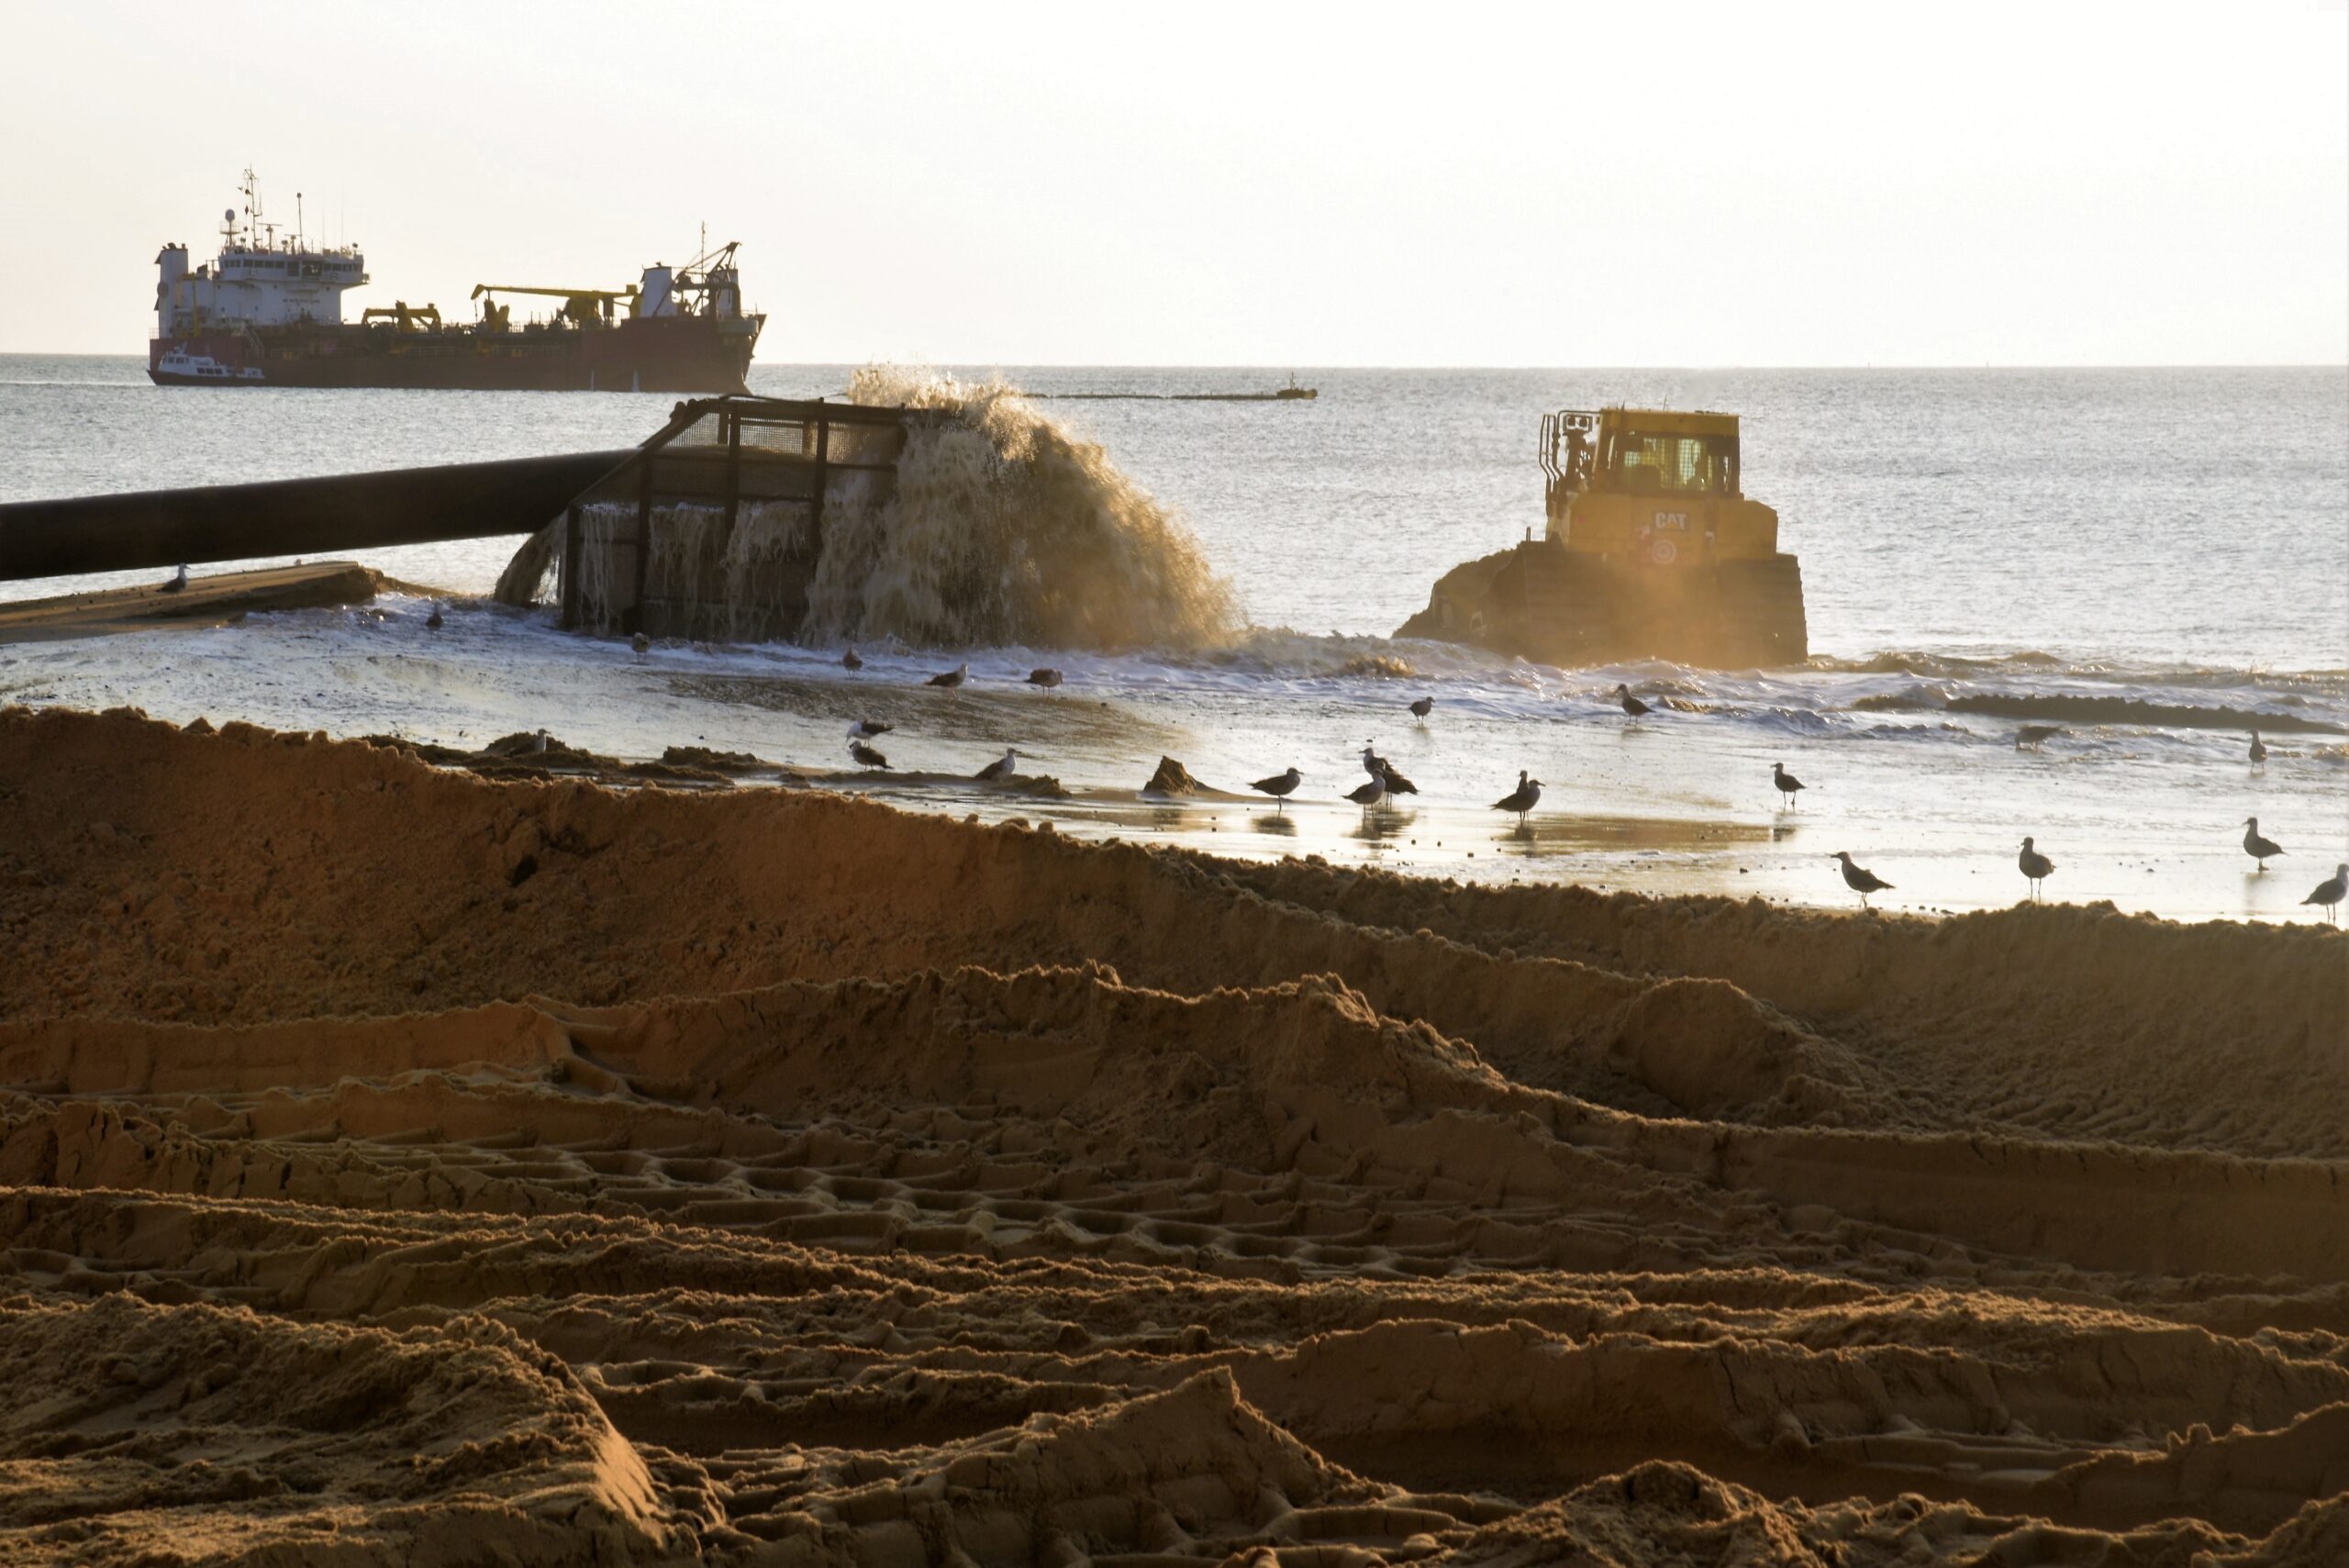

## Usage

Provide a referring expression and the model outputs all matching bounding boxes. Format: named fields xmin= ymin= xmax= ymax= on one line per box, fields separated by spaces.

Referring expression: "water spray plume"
xmin=800 ymin=366 xmax=1236 ymax=651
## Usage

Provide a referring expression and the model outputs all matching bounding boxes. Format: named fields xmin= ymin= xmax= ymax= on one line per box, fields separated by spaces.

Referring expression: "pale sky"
xmin=3 ymin=1 xmax=2344 ymax=365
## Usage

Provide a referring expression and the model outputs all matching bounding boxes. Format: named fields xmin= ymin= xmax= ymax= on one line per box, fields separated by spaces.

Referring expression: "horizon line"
xmin=5 ymin=350 xmax=2347 ymax=373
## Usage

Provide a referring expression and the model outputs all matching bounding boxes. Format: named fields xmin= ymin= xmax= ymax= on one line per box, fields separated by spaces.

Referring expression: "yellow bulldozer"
xmin=1397 ymin=406 xmax=1808 ymax=666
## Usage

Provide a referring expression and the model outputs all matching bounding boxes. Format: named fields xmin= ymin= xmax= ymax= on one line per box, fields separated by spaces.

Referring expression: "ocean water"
xmin=3 ymin=354 xmax=2344 ymax=923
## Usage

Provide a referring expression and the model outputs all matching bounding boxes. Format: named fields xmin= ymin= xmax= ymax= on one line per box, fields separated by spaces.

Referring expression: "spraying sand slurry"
xmin=804 ymin=367 xmax=1237 ymax=651
xmin=2 ymin=707 xmax=2344 ymax=1565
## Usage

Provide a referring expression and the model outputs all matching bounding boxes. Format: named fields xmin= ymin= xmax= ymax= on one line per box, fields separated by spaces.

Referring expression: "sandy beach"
xmin=3 ymin=704 xmax=2343 ymax=1565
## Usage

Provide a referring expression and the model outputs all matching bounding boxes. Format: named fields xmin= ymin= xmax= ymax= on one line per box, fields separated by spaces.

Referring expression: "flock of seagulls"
xmin=818 ymin=657 xmax=1072 ymax=781
xmin=1239 ymin=684 xmax=2338 ymax=919
xmin=618 ymin=635 xmax=2340 ymax=925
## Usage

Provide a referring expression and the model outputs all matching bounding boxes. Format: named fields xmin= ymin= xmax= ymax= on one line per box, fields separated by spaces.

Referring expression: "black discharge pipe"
xmin=0 ymin=449 xmax=639 ymax=581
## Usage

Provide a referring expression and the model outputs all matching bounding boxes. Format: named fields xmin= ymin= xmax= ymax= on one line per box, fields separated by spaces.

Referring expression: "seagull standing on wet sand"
xmin=426 ymin=603 xmax=445 ymax=630
xmin=159 ymin=564 xmax=189 ymax=595
xmin=1831 ymin=851 xmax=1892 ymax=907
xmin=2018 ymin=836 xmax=2055 ymax=900
xmin=849 ymin=718 xmax=893 ymax=740
xmin=1345 ymin=772 xmax=1386 ymax=814
xmin=1612 ymin=683 xmax=1652 ymax=718
xmin=1409 ymin=696 xmax=1434 ymax=725
xmin=2249 ymin=731 xmax=2267 ymax=763
xmin=1359 ymin=743 xmax=1418 ymax=795
xmin=1027 ymin=667 xmax=1063 ymax=689
xmin=1773 ymin=762 xmax=1805 ymax=807
xmin=2302 ymin=863 xmax=2346 ymax=924
xmin=2243 ymin=817 xmax=2285 ymax=872
xmin=847 ymin=731 xmax=890 ymax=770
xmin=927 ymin=662 xmax=968 ymax=689
xmin=974 ymin=747 xmax=1022 ymax=782
xmin=842 ymin=645 xmax=863 ymax=671
xmin=1250 ymin=766 xmax=1302 ymax=811
xmin=1491 ymin=770 xmax=1542 ymax=826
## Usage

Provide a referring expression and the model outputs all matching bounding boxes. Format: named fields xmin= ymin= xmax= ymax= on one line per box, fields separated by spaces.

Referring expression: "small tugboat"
xmin=150 ymin=170 xmax=763 ymax=392
xmin=1275 ymin=373 xmax=1318 ymax=400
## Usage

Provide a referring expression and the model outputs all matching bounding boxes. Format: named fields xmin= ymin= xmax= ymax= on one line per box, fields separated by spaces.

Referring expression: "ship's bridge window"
xmin=1611 ymin=430 xmax=1737 ymax=495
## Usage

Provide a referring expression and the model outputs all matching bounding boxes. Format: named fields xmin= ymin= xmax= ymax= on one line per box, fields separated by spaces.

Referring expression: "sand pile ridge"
xmin=1 ymin=706 xmax=2343 ymax=1566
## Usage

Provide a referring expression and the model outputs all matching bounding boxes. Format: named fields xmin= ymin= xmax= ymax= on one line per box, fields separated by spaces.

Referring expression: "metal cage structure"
xmin=552 ymin=395 xmax=926 ymax=641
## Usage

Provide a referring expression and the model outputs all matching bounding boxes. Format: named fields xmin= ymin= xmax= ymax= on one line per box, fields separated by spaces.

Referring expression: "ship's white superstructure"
xmin=155 ymin=169 xmax=366 ymax=337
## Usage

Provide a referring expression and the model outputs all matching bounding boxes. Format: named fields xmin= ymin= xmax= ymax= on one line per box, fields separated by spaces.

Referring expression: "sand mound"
xmin=1 ymin=706 xmax=2342 ymax=1565
xmin=0 ymin=1293 xmax=677 ymax=1566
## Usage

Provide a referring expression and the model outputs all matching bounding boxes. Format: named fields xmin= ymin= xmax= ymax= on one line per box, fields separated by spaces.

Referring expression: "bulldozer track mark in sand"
xmin=0 ymin=706 xmax=2343 ymax=1566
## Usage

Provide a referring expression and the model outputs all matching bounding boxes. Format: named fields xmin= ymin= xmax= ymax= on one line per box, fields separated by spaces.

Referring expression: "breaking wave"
xmin=1815 ymin=651 xmax=2349 ymax=699
xmin=1850 ymin=688 xmax=2347 ymax=734
xmin=797 ymin=366 xmax=1238 ymax=651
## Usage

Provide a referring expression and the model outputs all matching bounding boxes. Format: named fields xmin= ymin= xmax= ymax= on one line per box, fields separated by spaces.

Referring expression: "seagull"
xmin=2018 ymin=836 xmax=2055 ymax=900
xmin=927 ymin=662 xmax=968 ymax=689
xmin=2302 ymin=863 xmax=2346 ymax=924
xmin=2014 ymin=725 xmax=2065 ymax=750
xmin=159 ymin=564 xmax=189 ymax=595
xmin=1409 ymin=696 xmax=1434 ymax=724
xmin=2249 ymin=731 xmax=2267 ymax=764
xmin=1830 ymin=851 xmax=1892 ymax=907
xmin=1345 ymin=773 xmax=1386 ymax=813
xmin=974 ymin=746 xmax=1021 ymax=782
xmin=1028 ymin=668 xmax=1063 ymax=688
xmin=629 ymin=630 xmax=650 ymax=660
xmin=426 ymin=603 xmax=445 ymax=630
xmin=849 ymin=719 xmax=893 ymax=740
xmin=1773 ymin=762 xmax=1805 ymax=807
xmin=1490 ymin=770 xmax=1542 ymax=825
xmin=1250 ymin=766 xmax=1302 ymax=811
xmin=842 ymin=645 xmax=863 ymax=671
xmin=1612 ymin=683 xmax=1652 ymax=718
xmin=1359 ymin=742 xmax=1417 ymax=795
xmin=2243 ymin=817 xmax=2284 ymax=872
xmin=848 ymin=737 xmax=890 ymax=770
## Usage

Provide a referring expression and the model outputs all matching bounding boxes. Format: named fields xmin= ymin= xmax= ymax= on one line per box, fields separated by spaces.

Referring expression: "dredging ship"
xmin=149 ymin=172 xmax=763 ymax=392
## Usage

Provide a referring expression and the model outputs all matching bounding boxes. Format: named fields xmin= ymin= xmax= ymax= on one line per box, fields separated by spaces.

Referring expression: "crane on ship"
xmin=469 ymin=282 xmax=640 ymax=327
xmin=361 ymin=302 xmax=441 ymax=331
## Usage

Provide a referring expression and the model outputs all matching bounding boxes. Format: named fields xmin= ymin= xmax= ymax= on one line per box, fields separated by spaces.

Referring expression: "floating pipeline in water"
xmin=495 ymin=371 xmax=1236 ymax=653
xmin=1851 ymin=688 xmax=2347 ymax=734
xmin=1030 ymin=385 xmax=1320 ymax=402
xmin=0 ymin=450 xmax=637 ymax=582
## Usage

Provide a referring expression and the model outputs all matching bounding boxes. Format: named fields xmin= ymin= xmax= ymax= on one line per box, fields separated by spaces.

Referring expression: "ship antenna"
xmin=295 ymin=191 xmax=304 ymax=250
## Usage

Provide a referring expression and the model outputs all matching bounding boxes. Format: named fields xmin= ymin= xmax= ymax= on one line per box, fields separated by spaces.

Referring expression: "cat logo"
xmin=1653 ymin=511 xmax=1688 ymax=530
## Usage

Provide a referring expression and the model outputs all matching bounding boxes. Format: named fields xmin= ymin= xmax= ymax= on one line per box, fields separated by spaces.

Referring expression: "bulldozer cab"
xmin=1542 ymin=408 xmax=1740 ymax=522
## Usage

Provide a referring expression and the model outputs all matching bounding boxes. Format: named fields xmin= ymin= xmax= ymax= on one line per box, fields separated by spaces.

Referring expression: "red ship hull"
xmin=149 ymin=315 xmax=755 ymax=393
